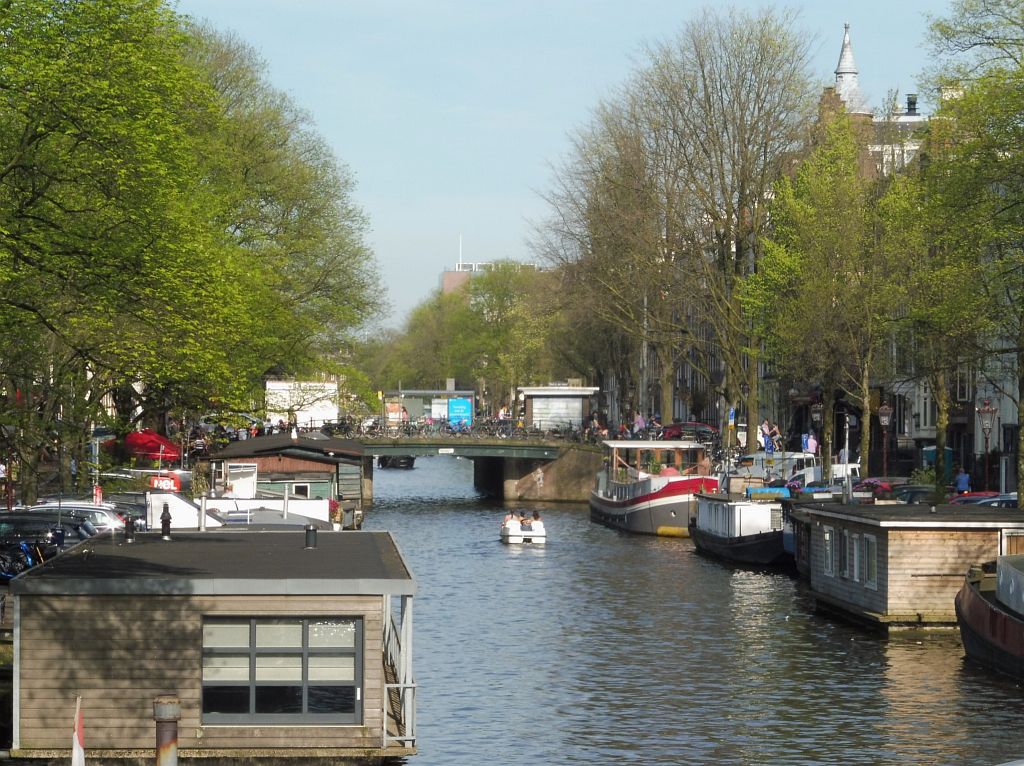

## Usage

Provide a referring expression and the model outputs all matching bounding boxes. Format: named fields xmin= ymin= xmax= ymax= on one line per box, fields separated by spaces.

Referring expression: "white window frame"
xmin=954 ymin=365 xmax=972 ymax=402
xmin=201 ymin=617 xmax=362 ymax=725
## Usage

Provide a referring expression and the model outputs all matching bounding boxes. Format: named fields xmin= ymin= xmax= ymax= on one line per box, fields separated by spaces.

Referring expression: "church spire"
xmin=834 ymin=23 xmax=871 ymax=115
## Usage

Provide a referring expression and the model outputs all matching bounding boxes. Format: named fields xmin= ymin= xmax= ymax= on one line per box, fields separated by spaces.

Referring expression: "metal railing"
xmin=382 ymin=595 xmax=416 ymax=749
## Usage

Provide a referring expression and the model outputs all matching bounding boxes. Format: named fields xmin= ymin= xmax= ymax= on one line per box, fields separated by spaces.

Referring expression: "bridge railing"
xmin=323 ymin=417 xmax=602 ymax=444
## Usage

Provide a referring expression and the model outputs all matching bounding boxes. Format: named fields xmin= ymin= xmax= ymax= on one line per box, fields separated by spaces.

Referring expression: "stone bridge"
xmin=360 ymin=437 xmax=603 ymax=503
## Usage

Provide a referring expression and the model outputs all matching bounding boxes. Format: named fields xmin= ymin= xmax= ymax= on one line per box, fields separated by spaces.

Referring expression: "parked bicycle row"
xmin=320 ymin=416 xmax=591 ymax=442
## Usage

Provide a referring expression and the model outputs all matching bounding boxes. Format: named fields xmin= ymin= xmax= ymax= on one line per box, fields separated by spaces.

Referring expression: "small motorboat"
xmin=500 ymin=519 xmax=546 ymax=545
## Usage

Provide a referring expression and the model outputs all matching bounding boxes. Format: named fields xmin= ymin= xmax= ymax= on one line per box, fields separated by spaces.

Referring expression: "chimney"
xmin=906 ymin=94 xmax=918 ymax=116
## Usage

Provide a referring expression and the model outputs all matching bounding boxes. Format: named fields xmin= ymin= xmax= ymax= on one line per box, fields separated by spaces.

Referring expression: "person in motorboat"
xmin=523 ymin=510 xmax=542 ymax=531
xmin=502 ymin=511 xmax=522 ymax=529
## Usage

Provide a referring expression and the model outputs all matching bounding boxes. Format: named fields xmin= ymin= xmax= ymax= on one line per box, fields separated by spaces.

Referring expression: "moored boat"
xmin=955 ymin=556 xmax=1024 ymax=681
xmin=589 ymin=440 xmax=719 ymax=537
xmin=690 ymin=491 xmax=790 ymax=566
xmin=377 ymin=455 xmax=415 ymax=469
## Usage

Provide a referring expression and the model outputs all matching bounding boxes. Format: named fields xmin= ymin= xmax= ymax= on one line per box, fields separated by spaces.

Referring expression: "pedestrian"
xmin=807 ymin=431 xmax=818 ymax=455
xmin=633 ymin=410 xmax=646 ymax=436
xmin=760 ymin=419 xmax=771 ymax=450
xmin=954 ymin=466 xmax=971 ymax=495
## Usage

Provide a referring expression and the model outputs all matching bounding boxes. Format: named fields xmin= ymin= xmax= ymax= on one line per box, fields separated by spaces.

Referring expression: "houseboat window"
xmin=291 ymin=483 xmax=310 ymax=498
xmin=850 ymin=533 xmax=860 ymax=582
xmin=861 ymin=535 xmax=878 ymax=590
xmin=823 ymin=526 xmax=835 ymax=577
xmin=202 ymin=617 xmax=362 ymax=725
xmin=839 ymin=529 xmax=850 ymax=578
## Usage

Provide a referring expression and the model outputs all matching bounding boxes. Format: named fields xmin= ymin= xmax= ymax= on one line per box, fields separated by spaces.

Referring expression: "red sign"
xmin=148 ymin=474 xmax=181 ymax=492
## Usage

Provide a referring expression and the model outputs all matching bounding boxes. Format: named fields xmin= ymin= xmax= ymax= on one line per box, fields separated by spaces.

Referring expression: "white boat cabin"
xmin=696 ymin=494 xmax=785 ymax=538
xmin=602 ymin=439 xmax=713 ymax=480
xmin=729 ymin=451 xmax=859 ymax=489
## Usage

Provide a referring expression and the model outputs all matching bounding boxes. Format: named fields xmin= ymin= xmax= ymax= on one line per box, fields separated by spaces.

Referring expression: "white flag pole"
xmin=72 ymin=695 xmax=85 ymax=766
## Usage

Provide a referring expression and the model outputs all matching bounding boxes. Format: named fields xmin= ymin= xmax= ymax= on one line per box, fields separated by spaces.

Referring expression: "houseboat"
xmin=378 ymin=455 xmax=415 ymax=469
xmin=590 ymin=440 xmax=718 ymax=537
xmin=691 ymin=490 xmax=791 ymax=566
xmin=788 ymin=501 xmax=1024 ymax=631
xmin=955 ymin=555 xmax=1024 ymax=681
xmin=8 ymin=528 xmax=417 ymax=760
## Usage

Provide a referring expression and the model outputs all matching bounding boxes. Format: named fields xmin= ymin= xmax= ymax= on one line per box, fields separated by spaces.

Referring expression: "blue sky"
xmin=174 ymin=1 xmax=944 ymax=328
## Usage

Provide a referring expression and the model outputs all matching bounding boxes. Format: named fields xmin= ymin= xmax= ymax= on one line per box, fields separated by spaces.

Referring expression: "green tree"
xmin=0 ymin=2 xmax=382 ymax=498
xmin=743 ymin=114 xmax=901 ymax=474
xmin=0 ymin=0 xmax=239 ymax=498
xmin=926 ymin=0 xmax=1024 ymax=493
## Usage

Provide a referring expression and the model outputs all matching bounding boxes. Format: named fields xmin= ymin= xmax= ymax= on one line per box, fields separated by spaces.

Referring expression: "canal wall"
xmin=473 ymin=447 xmax=603 ymax=502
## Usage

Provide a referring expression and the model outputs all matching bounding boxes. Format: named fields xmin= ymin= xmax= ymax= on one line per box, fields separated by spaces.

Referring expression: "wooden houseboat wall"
xmin=10 ymin=530 xmax=416 ymax=760
xmin=793 ymin=502 xmax=1024 ymax=630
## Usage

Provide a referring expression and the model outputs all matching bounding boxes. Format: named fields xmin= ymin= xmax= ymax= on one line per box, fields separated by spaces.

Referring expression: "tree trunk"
xmin=744 ymin=370 xmax=759 ymax=453
xmin=932 ymin=370 xmax=950 ymax=494
xmin=823 ymin=396 xmax=836 ymax=483
xmin=859 ymin=360 xmax=872 ymax=476
xmin=656 ymin=345 xmax=675 ymax=424
xmin=1018 ymin=349 xmax=1024 ymax=498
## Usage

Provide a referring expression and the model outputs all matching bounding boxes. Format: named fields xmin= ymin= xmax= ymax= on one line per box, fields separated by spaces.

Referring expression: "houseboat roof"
xmin=212 ymin=432 xmax=364 ymax=463
xmin=602 ymin=440 xmax=705 ymax=450
xmin=790 ymin=501 xmax=1024 ymax=529
xmin=10 ymin=530 xmax=415 ymax=596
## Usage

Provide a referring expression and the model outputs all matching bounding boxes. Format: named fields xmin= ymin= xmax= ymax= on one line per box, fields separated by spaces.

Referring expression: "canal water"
xmin=365 ymin=455 xmax=1024 ymax=766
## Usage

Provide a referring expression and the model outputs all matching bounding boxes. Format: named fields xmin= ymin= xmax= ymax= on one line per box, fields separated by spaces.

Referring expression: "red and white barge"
xmin=589 ymin=439 xmax=719 ymax=537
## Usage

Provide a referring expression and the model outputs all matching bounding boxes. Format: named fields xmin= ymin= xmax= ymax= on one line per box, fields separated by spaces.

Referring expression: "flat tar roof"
xmin=10 ymin=530 xmax=415 ymax=597
xmin=791 ymin=501 xmax=1024 ymax=529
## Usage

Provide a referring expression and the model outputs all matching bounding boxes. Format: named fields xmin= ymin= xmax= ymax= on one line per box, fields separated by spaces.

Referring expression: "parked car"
xmin=662 ymin=420 xmax=720 ymax=443
xmin=973 ymin=492 xmax=1018 ymax=508
xmin=33 ymin=494 xmax=149 ymax=528
xmin=0 ymin=512 xmax=95 ymax=545
xmin=27 ymin=502 xmax=127 ymax=533
xmin=948 ymin=491 xmax=1001 ymax=504
xmin=891 ymin=484 xmax=937 ymax=504
xmin=197 ymin=413 xmax=264 ymax=436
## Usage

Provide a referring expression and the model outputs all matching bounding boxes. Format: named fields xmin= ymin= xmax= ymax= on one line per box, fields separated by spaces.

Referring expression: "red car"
xmin=662 ymin=421 xmax=720 ymax=442
xmin=104 ymin=429 xmax=181 ymax=462
xmin=947 ymin=491 xmax=1000 ymax=504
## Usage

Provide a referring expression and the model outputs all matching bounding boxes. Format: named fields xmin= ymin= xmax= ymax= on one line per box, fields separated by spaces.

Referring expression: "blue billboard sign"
xmin=447 ymin=397 xmax=473 ymax=429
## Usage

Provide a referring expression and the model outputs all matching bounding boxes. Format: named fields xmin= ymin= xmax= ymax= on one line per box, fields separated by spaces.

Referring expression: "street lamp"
xmin=977 ymin=398 xmax=998 ymax=491
xmin=738 ymin=381 xmax=750 ymax=452
xmin=878 ymin=401 xmax=893 ymax=479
